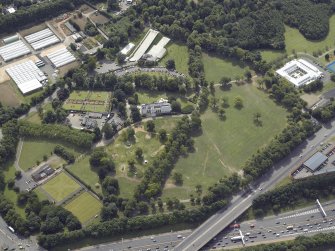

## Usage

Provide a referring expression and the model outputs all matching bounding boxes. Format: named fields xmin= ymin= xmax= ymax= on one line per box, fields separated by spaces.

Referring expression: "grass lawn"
xmin=152 ymin=117 xmax=181 ymax=132
xmin=68 ymin=156 xmax=102 ymax=195
xmin=63 ymin=91 xmax=110 ymax=112
xmin=118 ymin=177 xmax=140 ymax=199
xmin=18 ymin=139 xmax=84 ymax=171
xmin=42 ymin=172 xmax=81 ymax=202
xmin=64 ymin=192 xmax=102 ymax=224
xmin=34 ymin=187 xmax=49 ymax=201
xmin=106 ymin=130 xmax=163 ymax=178
xmin=162 ymin=84 xmax=288 ymax=200
xmin=260 ymin=15 xmax=335 ymax=62
xmin=136 ymin=91 xmax=193 ymax=109
xmin=2 ymin=163 xmax=26 ymax=217
xmin=202 ymin=53 xmax=250 ymax=83
xmin=24 ymin=111 xmax=42 ymax=124
xmin=160 ymin=43 xmax=189 ymax=75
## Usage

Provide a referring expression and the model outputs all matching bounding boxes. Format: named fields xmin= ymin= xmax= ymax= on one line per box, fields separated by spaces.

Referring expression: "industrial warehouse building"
xmin=303 ymin=152 xmax=328 ymax=172
xmin=3 ymin=34 xmax=19 ymax=45
xmin=0 ymin=40 xmax=31 ymax=62
xmin=47 ymin=48 xmax=76 ymax=68
xmin=24 ymin=28 xmax=60 ymax=51
xmin=276 ymin=59 xmax=323 ymax=88
xmin=6 ymin=60 xmax=47 ymax=94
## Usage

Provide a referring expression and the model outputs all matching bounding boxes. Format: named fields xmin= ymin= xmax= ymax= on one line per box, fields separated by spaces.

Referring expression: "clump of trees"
xmin=54 ymin=145 xmax=75 ymax=164
xmin=89 ymin=147 xmax=115 ymax=179
xmin=312 ymin=100 xmax=335 ymax=123
xmin=252 ymin=173 xmax=335 ymax=216
xmin=303 ymin=79 xmax=323 ymax=93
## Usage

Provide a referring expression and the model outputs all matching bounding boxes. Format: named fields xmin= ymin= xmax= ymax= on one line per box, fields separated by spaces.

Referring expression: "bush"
xmin=181 ymin=105 xmax=195 ymax=114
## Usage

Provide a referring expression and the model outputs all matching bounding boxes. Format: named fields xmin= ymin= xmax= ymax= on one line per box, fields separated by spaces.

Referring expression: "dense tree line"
xmin=54 ymin=145 xmax=75 ymax=164
xmin=18 ymin=121 xmax=94 ymax=148
xmin=312 ymin=100 xmax=335 ymax=123
xmin=243 ymin=120 xmax=318 ymax=180
xmin=0 ymin=120 xmax=20 ymax=166
xmin=252 ymin=172 xmax=335 ymax=216
xmin=134 ymin=115 xmax=201 ymax=200
xmin=38 ymin=200 xmax=227 ymax=248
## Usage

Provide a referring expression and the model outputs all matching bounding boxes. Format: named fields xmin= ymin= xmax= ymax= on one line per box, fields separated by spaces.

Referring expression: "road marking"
xmin=279 ymin=209 xmax=319 ymax=220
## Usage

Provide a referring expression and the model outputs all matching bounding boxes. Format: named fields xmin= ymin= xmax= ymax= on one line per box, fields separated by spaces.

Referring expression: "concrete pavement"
xmin=175 ymin=120 xmax=335 ymax=251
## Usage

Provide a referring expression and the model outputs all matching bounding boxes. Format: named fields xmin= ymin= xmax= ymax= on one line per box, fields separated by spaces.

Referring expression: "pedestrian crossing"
xmin=279 ymin=209 xmax=320 ymax=220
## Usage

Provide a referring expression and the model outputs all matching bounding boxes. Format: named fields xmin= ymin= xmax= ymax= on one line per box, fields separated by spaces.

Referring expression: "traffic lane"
xmin=81 ymin=230 xmax=192 ymax=251
xmin=176 ymin=123 xmax=335 ymax=250
xmin=205 ymin=206 xmax=335 ymax=249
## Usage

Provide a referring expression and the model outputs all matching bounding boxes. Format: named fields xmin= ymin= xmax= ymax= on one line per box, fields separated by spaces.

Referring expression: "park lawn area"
xmin=118 ymin=177 xmax=140 ymax=199
xmin=83 ymin=103 xmax=108 ymax=113
xmin=34 ymin=187 xmax=49 ymax=201
xmin=136 ymin=91 xmax=193 ymax=109
xmin=259 ymin=49 xmax=286 ymax=63
xmin=89 ymin=91 xmax=110 ymax=102
xmin=0 ymin=81 xmax=22 ymax=107
xmin=202 ymin=53 xmax=250 ymax=83
xmin=152 ymin=117 xmax=181 ymax=132
xmin=2 ymin=164 xmax=26 ymax=217
xmin=24 ymin=111 xmax=42 ymax=124
xmin=68 ymin=156 xmax=102 ymax=195
xmin=162 ymin=84 xmax=288 ymax=200
xmin=160 ymin=43 xmax=189 ymax=75
xmin=67 ymin=90 xmax=89 ymax=101
xmin=64 ymin=192 xmax=102 ymax=224
xmin=42 ymin=172 xmax=81 ymax=202
xmin=106 ymin=130 xmax=163 ymax=178
xmin=18 ymin=139 xmax=84 ymax=171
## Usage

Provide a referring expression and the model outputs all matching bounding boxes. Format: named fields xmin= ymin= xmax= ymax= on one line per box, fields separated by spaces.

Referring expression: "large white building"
xmin=6 ymin=60 xmax=47 ymax=94
xmin=139 ymin=99 xmax=172 ymax=116
xmin=276 ymin=59 xmax=323 ymax=87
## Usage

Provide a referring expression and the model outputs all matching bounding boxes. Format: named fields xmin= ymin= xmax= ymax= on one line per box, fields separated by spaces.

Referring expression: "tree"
xmin=128 ymin=159 xmax=136 ymax=174
xmin=117 ymin=53 xmax=126 ymax=65
xmin=70 ymin=43 xmax=76 ymax=51
xmin=165 ymin=59 xmax=176 ymax=70
xmin=325 ymin=53 xmax=330 ymax=61
xmin=126 ymin=128 xmax=135 ymax=141
xmin=102 ymin=177 xmax=120 ymax=196
xmin=135 ymin=147 xmax=143 ymax=160
xmin=158 ymin=129 xmax=167 ymax=142
xmin=221 ymin=97 xmax=229 ymax=108
xmin=209 ymin=96 xmax=218 ymax=110
xmin=146 ymin=120 xmax=155 ymax=132
xmin=171 ymin=101 xmax=181 ymax=112
xmin=253 ymin=112 xmax=262 ymax=126
xmin=93 ymin=127 xmax=102 ymax=142
xmin=101 ymin=203 xmax=118 ymax=221
xmin=102 ymin=123 xmax=117 ymax=140
xmin=218 ymin=108 xmax=225 ymax=119
xmin=234 ymin=96 xmax=243 ymax=109
xmin=87 ymin=56 xmax=97 ymax=71
xmin=107 ymin=0 xmax=120 ymax=11
xmin=15 ymin=170 xmax=22 ymax=179
xmin=173 ymin=172 xmax=183 ymax=185
xmin=130 ymin=106 xmax=141 ymax=123
xmin=43 ymin=110 xmax=57 ymax=124
xmin=244 ymin=70 xmax=252 ymax=81
xmin=220 ymin=77 xmax=231 ymax=89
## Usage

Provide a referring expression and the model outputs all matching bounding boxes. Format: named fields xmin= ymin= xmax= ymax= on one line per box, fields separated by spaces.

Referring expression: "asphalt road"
xmin=80 ymin=230 xmax=192 ymax=251
xmin=0 ymin=217 xmax=42 ymax=251
xmin=203 ymin=200 xmax=335 ymax=250
xmin=175 ymin=120 xmax=335 ymax=251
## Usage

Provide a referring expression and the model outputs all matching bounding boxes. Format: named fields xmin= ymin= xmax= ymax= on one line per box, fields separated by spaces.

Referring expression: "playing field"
xmin=64 ymin=192 xmax=102 ymax=224
xmin=162 ymin=84 xmax=288 ymax=200
xmin=63 ymin=91 xmax=111 ymax=113
xmin=136 ymin=91 xmax=193 ymax=109
xmin=160 ymin=43 xmax=189 ymax=75
xmin=0 ymin=81 xmax=22 ymax=107
xmin=202 ymin=53 xmax=250 ymax=83
xmin=18 ymin=139 xmax=84 ymax=171
xmin=42 ymin=172 xmax=81 ymax=202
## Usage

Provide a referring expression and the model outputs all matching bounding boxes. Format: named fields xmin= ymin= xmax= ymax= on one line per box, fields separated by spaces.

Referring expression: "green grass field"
xmin=64 ymin=192 xmax=102 ymax=224
xmin=162 ymin=84 xmax=288 ymax=200
xmin=136 ymin=91 xmax=193 ymax=109
xmin=68 ymin=156 xmax=102 ymax=195
xmin=202 ymin=53 xmax=250 ymax=83
xmin=63 ymin=91 xmax=110 ymax=112
xmin=18 ymin=139 xmax=84 ymax=171
xmin=42 ymin=172 xmax=81 ymax=202
xmin=152 ymin=117 xmax=180 ymax=132
xmin=160 ymin=43 xmax=189 ymax=75
xmin=260 ymin=15 xmax=335 ymax=62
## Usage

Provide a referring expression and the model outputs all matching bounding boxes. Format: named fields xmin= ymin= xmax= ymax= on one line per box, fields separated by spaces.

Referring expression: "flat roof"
xmin=304 ymin=152 xmax=328 ymax=172
xmin=276 ymin=59 xmax=323 ymax=87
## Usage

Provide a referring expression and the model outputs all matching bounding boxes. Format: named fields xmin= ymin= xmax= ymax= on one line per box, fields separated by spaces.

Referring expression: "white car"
xmin=177 ymin=235 xmax=182 ymax=238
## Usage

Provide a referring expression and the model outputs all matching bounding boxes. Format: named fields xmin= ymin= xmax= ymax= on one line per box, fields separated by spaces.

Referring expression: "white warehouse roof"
xmin=47 ymin=48 xmax=76 ymax=68
xmin=24 ymin=28 xmax=60 ymax=51
xmin=6 ymin=60 xmax=46 ymax=94
xmin=276 ymin=59 xmax=323 ymax=87
xmin=0 ymin=40 xmax=31 ymax=62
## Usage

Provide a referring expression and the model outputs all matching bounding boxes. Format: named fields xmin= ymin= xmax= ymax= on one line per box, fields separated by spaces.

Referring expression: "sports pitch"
xmin=63 ymin=91 xmax=111 ymax=113
xmin=42 ymin=172 xmax=81 ymax=202
xmin=64 ymin=192 xmax=102 ymax=224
